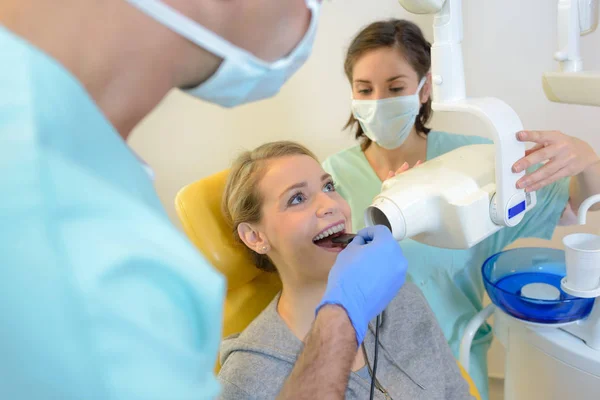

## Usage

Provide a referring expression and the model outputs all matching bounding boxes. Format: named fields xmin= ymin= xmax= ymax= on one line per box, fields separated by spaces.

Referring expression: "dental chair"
xmin=174 ymin=170 xmax=481 ymax=399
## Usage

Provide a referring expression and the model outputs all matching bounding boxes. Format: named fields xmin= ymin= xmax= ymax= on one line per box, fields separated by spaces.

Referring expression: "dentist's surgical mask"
xmin=126 ymin=0 xmax=321 ymax=108
xmin=351 ymin=78 xmax=426 ymax=150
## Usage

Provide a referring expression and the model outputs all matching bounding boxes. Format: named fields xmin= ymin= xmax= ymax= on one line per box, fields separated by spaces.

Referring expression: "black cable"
xmin=369 ymin=315 xmax=380 ymax=400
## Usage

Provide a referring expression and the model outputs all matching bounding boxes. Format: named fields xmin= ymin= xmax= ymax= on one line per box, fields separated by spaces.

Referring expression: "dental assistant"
xmin=322 ymin=19 xmax=600 ymax=399
xmin=0 ymin=1 xmax=407 ymax=399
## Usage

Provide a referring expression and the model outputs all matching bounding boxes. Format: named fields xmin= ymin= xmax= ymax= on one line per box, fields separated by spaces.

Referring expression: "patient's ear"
xmin=420 ymin=72 xmax=432 ymax=104
xmin=238 ymin=223 xmax=270 ymax=254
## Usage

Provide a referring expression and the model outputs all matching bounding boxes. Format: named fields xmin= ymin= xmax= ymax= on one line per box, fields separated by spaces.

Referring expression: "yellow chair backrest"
xmin=174 ymin=169 xmax=480 ymax=399
xmin=174 ymin=169 xmax=281 ymax=372
xmin=458 ymin=363 xmax=481 ymax=400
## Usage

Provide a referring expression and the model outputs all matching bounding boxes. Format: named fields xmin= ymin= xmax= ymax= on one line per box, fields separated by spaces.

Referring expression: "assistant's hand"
xmin=385 ymin=160 xmax=423 ymax=180
xmin=512 ymin=130 xmax=600 ymax=192
xmin=316 ymin=225 xmax=407 ymax=346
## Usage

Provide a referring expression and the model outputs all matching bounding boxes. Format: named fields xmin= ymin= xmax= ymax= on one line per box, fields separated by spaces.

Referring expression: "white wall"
xmin=129 ymin=0 xmax=600 ymax=380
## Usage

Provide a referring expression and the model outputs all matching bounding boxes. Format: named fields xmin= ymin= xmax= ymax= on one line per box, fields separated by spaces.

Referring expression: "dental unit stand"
xmin=560 ymin=194 xmax=600 ymax=351
xmin=461 ymin=194 xmax=600 ymax=400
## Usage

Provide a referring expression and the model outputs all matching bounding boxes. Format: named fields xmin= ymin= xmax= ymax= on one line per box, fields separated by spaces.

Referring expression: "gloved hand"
xmin=316 ymin=225 xmax=407 ymax=346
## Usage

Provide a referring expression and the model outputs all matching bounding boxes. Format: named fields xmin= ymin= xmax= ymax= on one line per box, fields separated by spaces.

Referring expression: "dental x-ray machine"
xmin=365 ymin=0 xmax=537 ymax=249
xmin=366 ymin=0 xmax=600 ymax=249
xmin=365 ymin=1 xmax=600 ymax=399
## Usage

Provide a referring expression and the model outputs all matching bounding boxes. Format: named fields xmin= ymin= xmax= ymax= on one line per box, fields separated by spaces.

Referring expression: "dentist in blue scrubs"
xmin=0 ymin=1 xmax=408 ymax=399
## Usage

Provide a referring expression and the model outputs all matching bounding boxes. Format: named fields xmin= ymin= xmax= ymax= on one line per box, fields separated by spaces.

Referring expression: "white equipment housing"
xmin=494 ymin=309 xmax=600 ymax=400
xmin=543 ymin=0 xmax=600 ymax=106
xmin=366 ymin=144 xmax=535 ymax=249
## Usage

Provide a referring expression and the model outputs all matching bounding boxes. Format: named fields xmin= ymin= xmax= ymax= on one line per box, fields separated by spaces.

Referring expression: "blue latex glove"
xmin=316 ymin=225 xmax=408 ymax=345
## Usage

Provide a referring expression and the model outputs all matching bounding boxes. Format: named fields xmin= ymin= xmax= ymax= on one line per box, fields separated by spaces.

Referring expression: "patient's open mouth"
xmin=312 ymin=222 xmax=346 ymax=249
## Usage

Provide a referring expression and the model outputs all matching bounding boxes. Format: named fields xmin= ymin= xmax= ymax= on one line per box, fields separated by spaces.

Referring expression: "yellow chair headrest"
xmin=174 ymin=169 xmax=281 ymax=343
xmin=175 ymin=169 xmax=260 ymax=290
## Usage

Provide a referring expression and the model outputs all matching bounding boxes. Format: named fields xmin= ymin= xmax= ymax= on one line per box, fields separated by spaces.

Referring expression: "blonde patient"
xmin=218 ymin=141 xmax=474 ymax=399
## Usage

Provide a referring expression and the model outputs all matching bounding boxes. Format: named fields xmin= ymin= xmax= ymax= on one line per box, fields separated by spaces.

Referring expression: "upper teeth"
xmin=313 ymin=223 xmax=345 ymax=241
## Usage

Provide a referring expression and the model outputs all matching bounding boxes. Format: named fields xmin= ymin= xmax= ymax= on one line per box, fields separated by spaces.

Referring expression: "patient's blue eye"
xmin=288 ymin=192 xmax=306 ymax=206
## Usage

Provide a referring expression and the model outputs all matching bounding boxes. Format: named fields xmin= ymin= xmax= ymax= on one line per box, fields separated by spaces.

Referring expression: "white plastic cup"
xmin=563 ymin=233 xmax=600 ymax=292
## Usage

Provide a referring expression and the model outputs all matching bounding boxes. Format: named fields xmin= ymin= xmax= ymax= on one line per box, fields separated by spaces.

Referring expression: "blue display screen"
xmin=508 ymin=200 xmax=526 ymax=219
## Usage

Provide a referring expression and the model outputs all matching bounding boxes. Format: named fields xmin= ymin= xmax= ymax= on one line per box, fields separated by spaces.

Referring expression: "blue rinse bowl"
xmin=482 ymin=248 xmax=595 ymax=324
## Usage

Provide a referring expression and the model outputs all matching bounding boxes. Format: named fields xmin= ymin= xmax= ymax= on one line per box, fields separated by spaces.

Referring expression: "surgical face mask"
xmin=125 ymin=0 xmax=321 ymax=108
xmin=351 ymin=78 xmax=426 ymax=150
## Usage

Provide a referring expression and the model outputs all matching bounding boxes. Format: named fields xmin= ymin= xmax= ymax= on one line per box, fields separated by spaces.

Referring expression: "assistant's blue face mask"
xmin=351 ymin=77 xmax=426 ymax=150
xmin=125 ymin=0 xmax=322 ymax=108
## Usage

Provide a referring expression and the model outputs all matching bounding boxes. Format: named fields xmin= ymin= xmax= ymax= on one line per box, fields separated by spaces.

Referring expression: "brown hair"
xmin=344 ymin=19 xmax=432 ymax=151
xmin=222 ymin=141 xmax=319 ymax=273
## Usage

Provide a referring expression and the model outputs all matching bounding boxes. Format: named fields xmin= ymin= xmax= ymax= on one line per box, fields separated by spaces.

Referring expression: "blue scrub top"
xmin=0 ymin=26 xmax=224 ymax=399
xmin=323 ymin=131 xmax=571 ymax=399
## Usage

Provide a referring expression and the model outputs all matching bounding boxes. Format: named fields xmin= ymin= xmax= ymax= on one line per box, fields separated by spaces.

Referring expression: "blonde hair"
xmin=222 ymin=141 xmax=319 ymax=272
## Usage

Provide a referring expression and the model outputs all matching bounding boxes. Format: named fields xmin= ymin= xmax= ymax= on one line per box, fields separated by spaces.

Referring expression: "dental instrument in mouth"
xmin=331 ymin=233 xmax=357 ymax=248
